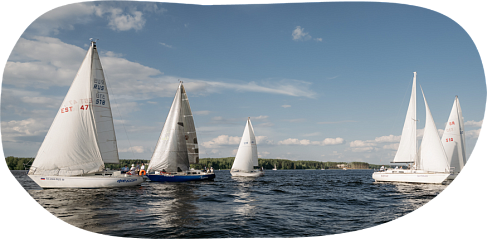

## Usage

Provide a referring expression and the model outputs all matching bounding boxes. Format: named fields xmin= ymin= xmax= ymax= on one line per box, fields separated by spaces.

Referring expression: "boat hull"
xmin=231 ymin=171 xmax=264 ymax=177
xmin=147 ymin=173 xmax=215 ymax=182
xmin=28 ymin=174 xmax=144 ymax=188
xmin=372 ymin=170 xmax=449 ymax=184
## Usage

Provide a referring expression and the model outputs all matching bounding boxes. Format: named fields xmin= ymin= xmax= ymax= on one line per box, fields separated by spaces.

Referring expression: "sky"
xmin=1 ymin=1 xmax=485 ymax=166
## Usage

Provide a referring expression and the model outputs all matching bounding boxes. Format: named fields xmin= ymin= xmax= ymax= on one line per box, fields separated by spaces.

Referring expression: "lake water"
xmin=12 ymin=169 xmax=448 ymax=238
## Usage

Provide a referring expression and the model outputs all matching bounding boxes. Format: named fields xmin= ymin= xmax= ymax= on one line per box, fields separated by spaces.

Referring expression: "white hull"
xmin=231 ymin=171 xmax=264 ymax=177
xmin=29 ymin=174 xmax=144 ymax=188
xmin=372 ymin=170 xmax=449 ymax=184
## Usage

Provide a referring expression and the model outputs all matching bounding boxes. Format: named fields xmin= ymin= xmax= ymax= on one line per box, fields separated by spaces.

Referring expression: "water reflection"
xmin=144 ymin=183 xmax=200 ymax=231
xmin=232 ymin=179 xmax=257 ymax=218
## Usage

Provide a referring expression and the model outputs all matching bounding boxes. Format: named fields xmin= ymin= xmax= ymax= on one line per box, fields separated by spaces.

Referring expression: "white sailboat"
xmin=146 ymin=82 xmax=215 ymax=182
xmin=28 ymin=40 xmax=144 ymax=188
xmin=372 ymin=72 xmax=450 ymax=184
xmin=273 ymin=164 xmax=277 ymax=170
xmin=231 ymin=118 xmax=264 ymax=177
xmin=441 ymin=96 xmax=466 ymax=180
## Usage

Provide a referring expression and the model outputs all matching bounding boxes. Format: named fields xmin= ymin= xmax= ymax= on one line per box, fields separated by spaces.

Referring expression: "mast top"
xmin=89 ymin=38 xmax=99 ymax=47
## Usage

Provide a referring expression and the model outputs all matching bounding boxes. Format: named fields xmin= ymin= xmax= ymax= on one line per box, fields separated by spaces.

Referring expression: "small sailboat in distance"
xmin=230 ymin=118 xmax=264 ymax=177
xmin=372 ymin=72 xmax=450 ymax=184
xmin=146 ymin=82 xmax=215 ymax=182
xmin=28 ymin=40 xmax=144 ymax=188
xmin=441 ymin=96 xmax=467 ymax=180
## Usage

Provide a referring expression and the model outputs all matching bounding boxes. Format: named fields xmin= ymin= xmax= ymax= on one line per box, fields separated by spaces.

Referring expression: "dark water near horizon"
xmin=12 ymin=169 xmax=448 ymax=238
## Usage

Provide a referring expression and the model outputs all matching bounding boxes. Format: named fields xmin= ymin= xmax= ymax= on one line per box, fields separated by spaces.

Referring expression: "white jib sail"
xmin=149 ymin=83 xmax=190 ymax=172
xmin=419 ymin=87 xmax=450 ymax=173
xmin=232 ymin=118 xmax=258 ymax=172
xmin=441 ymin=96 xmax=466 ymax=174
xmin=392 ymin=72 xmax=417 ymax=163
xmin=180 ymin=84 xmax=199 ymax=164
xmin=30 ymin=42 xmax=109 ymax=176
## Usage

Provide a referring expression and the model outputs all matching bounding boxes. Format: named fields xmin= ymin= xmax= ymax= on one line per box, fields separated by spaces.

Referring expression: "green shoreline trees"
xmin=6 ymin=156 xmax=387 ymax=170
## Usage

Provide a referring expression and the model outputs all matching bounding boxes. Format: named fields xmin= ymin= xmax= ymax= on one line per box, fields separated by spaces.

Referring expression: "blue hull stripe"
xmin=147 ymin=174 xmax=216 ymax=182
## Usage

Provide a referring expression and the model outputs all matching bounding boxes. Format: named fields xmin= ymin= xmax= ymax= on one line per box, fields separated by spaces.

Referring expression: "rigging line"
xmin=103 ymin=69 xmax=137 ymax=159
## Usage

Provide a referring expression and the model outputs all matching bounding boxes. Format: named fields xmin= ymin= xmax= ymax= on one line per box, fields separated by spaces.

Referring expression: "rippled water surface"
xmin=13 ymin=169 xmax=448 ymax=237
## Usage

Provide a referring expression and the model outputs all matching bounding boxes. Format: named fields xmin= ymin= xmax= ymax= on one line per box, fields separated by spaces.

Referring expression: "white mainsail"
xmin=231 ymin=118 xmax=258 ymax=172
xmin=441 ymin=96 xmax=466 ymax=174
xmin=392 ymin=72 xmax=417 ymax=163
xmin=148 ymin=83 xmax=192 ymax=172
xmin=29 ymin=42 xmax=119 ymax=176
xmin=419 ymin=87 xmax=450 ymax=173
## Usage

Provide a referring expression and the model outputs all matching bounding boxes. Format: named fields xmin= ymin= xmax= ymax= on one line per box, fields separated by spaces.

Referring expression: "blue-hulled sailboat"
xmin=146 ymin=82 xmax=215 ymax=182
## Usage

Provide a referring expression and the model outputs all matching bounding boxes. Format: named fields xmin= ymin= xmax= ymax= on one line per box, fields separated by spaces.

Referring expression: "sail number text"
xmin=445 ymin=138 xmax=454 ymax=143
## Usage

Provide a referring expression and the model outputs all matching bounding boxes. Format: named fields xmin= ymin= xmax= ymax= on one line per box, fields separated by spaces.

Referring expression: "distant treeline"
xmin=5 ymin=156 xmax=388 ymax=170
xmin=193 ymin=158 xmax=386 ymax=170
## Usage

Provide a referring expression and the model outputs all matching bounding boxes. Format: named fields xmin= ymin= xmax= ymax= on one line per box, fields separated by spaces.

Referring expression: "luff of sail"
xmin=148 ymin=83 xmax=190 ymax=172
xmin=392 ymin=72 xmax=417 ymax=163
xmin=419 ymin=87 xmax=450 ymax=173
xmin=180 ymin=84 xmax=199 ymax=164
xmin=231 ymin=118 xmax=258 ymax=172
xmin=29 ymin=42 xmax=118 ymax=176
xmin=441 ymin=96 xmax=466 ymax=174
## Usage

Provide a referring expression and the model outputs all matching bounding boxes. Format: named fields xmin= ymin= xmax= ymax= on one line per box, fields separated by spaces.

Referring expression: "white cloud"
xmin=278 ymin=137 xmax=344 ymax=146
xmin=1 ymin=118 xmax=49 ymax=142
xmin=252 ymin=115 xmax=269 ymax=120
xmin=106 ymin=8 xmax=145 ymax=31
xmin=292 ymin=26 xmax=322 ymax=42
xmin=281 ymin=105 xmax=291 ymax=108
xmin=383 ymin=143 xmax=400 ymax=150
xmin=465 ymin=120 xmax=483 ymax=127
xmin=26 ymin=2 xmax=161 ymax=35
xmin=320 ymin=137 xmax=346 ymax=145
xmin=292 ymin=26 xmax=311 ymax=41
xmin=201 ymin=135 xmax=241 ymax=148
xmin=351 ymin=147 xmax=375 ymax=153
xmin=204 ymin=79 xmax=316 ymax=98
xmin=373 ymin=134 xmax=401 ymax=143
xmin=466 ymin=128 xmax=481 ymax=139
xmin=159 ymin=42 xmax=173 ymax=48
xmin=194 ymin=110 xmax=210 ymax=115
xmin=119 ymin=146 xmax=145 ymax=153
xmin=350 ymin=140 xmax=376 ymax=147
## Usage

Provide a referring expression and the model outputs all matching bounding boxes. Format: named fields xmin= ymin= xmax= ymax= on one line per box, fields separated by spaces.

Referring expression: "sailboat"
xmin=273 ymin=164 xmax=277 ymax=170
xmin=441 ymin=96 xmax=466 ymax=180
xmin=28 ymin=40 xmax=144 ymax=188
xmin=146 ymin=82 xmax=215 ymax=182
xmin=372 ymin=72 xmax=450 ymax=184
xmin=230 ymin=118 xmax=264 ymax=177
